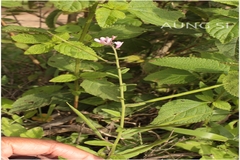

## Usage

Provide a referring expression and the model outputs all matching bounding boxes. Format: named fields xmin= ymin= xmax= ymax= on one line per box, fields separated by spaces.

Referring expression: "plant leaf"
xmin=12 ymin=34 xmax=50 ymax=44
xmin=206 ymin=17 xmax=238 ymax=44
xmin=54 ymin=41 xmax=98 ymax=61
xmin=223 ymin=71 xmax=239 ymax=97
xmin=50 ymin=0 xmax=95 ymax=12
xmin=151 ymin=99 xmax=212 ymax=126
xmin=128 ymin=1 xmax=183 ymax=27
xmin=149 ymin=57 xmax=230 ymax=73
xmin=84 ymin=140 xmax=113 ymax=146
xmin=24 ymin=43 xmax=54 ymax=55
xmin=50 ymin=74 xmax=78 ymax=83
xmin=161 ymin=127 xmax=228 ymax=142
xmin=96 ymin=7 xmax=126 ymax=28
xmin=144 ymin=68 xmax=197 ymax=85
xmin=215 ymin=38 xmax=238 ymax=57
xmin=81 ymin=79 xmax=120 ymax=102
xmin=46 ymin=9 xmax=62 ymax=28
xmin=96 ymin=25 xmax=146 ymax=40
xmin=20 ymin=127 xmax=43 ymax=138
xmin=2 ymin=25 xmax=47 ymax=33
xmin=212 ymin=100 xmax=231 ymax=111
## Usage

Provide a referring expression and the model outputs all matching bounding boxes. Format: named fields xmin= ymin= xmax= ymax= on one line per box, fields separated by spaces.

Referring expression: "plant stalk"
xmin=73 ymin=3 xmax=98 ymax=108
xmin=108 ymin=46 xmax=126 ymax=157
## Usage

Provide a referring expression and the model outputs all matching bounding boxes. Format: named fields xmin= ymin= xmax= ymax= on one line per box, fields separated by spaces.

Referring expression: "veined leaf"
xmin=12 ymin=34 xmax=50 ymax=44
xmin=2 ymin=25 xmax=47 ymax=33
xmin=206 ymin=17 xmax=238 ymax=44
xmin=54 ymin=41 xmax=98 ymax=61
xmin=101 ymin=109 xmax=121 ymax=117
xmin=212 ymin=100 xmax=231 ymax=111
xmin=97 ymin=25 xmax=146 ymax=40
xmin=223 ymin=71 xmax=239 ymax=97
xmin=52 ymin=32 xmax=70 ymax=42
xmin=10 ymin=94 xmax=51 ymax=113
xmin=149 ymin=57 xmax=230 ymax=73
xmin=80 ymin=72 xmax=107 ymax=80
xmin=84 ymin=140 xmax=112 ymax=146
xmin=20 ymin=127 xmax=43 ymax=138
xmin=211 ymin=0 xmax=239 ymax=6
xmin=50 ymin=0 xmax=95 ymax=12
xmin=80 ymin=79 xmax=119 ymax=102
xmin=50 ymin=74 xmax=78 ymax=83
xmin=96 ymin=7 xmax=126 ymax=28
xmin=24 ymin=43 xmax=54 ymax=55
xmin=103 ymin=1 xmax=129 ymax=10
xmin=215 ymin=38 xmax=238 ymax=57
xmin=128 ymin=1 xmax=183 ymax=27
xmin=55 ymin=24 xmax=81 ymax=33
xmin=144 ymin=68 xmax=197 ymax=85
xmin=151 ymin=99 xmax=212 ymax=126
xmin=46 ymin=9 xmax=62 ymax=28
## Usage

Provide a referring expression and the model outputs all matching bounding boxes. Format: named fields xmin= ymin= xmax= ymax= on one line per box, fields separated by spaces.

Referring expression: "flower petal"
xmin=114 ymin=41 xmax=124 ymax=49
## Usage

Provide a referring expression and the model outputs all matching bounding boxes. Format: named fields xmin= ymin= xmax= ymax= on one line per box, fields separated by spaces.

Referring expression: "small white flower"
xmin=114 ymin=41 xmax=124 ymax=49
xmin=94 ymin=36 xmax=123 ymax=49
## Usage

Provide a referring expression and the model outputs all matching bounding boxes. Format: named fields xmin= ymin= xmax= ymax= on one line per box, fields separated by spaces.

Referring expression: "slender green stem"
xmin=73 ymin=3 xmax=98 ymax=108
xmin=108 ymin=46 xmax=126 ymax=157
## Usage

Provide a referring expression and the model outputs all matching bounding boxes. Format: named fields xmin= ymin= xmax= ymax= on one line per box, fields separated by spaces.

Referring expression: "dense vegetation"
xmin=1 ymin=0 xmax=239 ymax=159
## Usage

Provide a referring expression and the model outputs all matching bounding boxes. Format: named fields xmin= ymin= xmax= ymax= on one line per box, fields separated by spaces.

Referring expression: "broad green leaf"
xmin=20 ymin=127 xmax=43 ymax=138
xmin=149 ymin=57 xmax=230 ymax=73
xmin=96 ymin=7 xmax=126 ymax=28
xmin=84 ymin=140 xmax=113 ymax=146
xmin=22 ymin=85 xmax=63 ymax=96
xmin=151 ymin=99 xmax=212 ymax=126
xmin=55 ymin=24 xmax=81 ymax=33
xmin=52 ymin=32 xmax=70 ymax=42
xmin=103 ymin=1 xmax=129 ymax=10
xmin=101 ymin=109 xmax=121 ymax=117
xmin=212 ymin=100 xmax=231 ymax=111
xmin=96 ymin=25 xmax=146 ymax=40
xmin=10 ymin=94 xmax=51 ymax=113
xmin=116 ymin=14 xmax=142 ymax=27
xmin=202 ymin=8 xmax=239 ymax=18
xmin=2 ymin=98 xmax=14 ymax=109
xmin=67 ymin=102 xmax=104 ymax=140
xmin=2 ymin=117 xmax=27 ymax=137
xmin=144 ymin=68 xmax=197 ymax=85
xmin=223 ymin=71 xmax=239 ymax=97
xmin=80 ymin=97 xmax=105 ymax=106
xmin=12 ymin=34 xmax=50 ymax=44
xmin=46 ymin=9 xmax=62 ymax=28
xmin=24 ymin=43 xmax=54 ymax=55
xmin=128 ymin=1 xmax=183 ymax=27
xmin=215 ymin=38 xmax=238 ymax=57
xmin=54 ymin=41 xmax=98 ymax=61
xmin=80 ymin=79 xmax=119 ymax=102
xmin=50 ymin=1 xmax=95 ymax=12
xmin=117 ymin=137 xmax=172 ymax=159
xmin=161 ymin=127 xmax=228 ymax=142
xmin=211 ymin=0 xmax=239 ymax=6
xmin=12 ymin=114 xmax=23 ymax=124
xmin=2 ymin=25 xmax=47 ymax=33
xmin=206 ymin=17 xmax=238 ymax=44
xmin=195 ymin=94 xmax=213 ymax=102
xmin=50 ymin=74 xmax=78 ymax=83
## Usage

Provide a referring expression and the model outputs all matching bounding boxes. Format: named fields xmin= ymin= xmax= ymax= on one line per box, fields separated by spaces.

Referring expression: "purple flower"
xmin=94 ymin=36 xmax=123 ymax=49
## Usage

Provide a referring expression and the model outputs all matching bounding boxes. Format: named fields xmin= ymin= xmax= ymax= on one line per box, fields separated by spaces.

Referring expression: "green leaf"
xmin=96 ymin=25 xmax=146 ymax=40
xmin=161 ymin=127 xmax=228 ymax=142
xmin=2 ymin=1 xmax=22 ymax=7
xmin=116 ymin=14 xmax=142 ymax=27
xmin=103 ymin=1 xmax=129 ymax=10
xmin=206 ymin=17 xmax=239 ymax=44
xmin=1 ymin=117 xmax=27 ymax=137
xmin=46 ymin=9 xmax=62 ymax=28
xmin=50 ymin=0 xmax=95 ymax=12
xmin=55 ymin=24 xmax=81 ymax=33
xmin=84 ymin=140 xmax=113 ymax=146
xmin=20 ymin=127 xmax=43 ymax=138
xmin=80 ymin=72 xmax=107 ymax=80
xmin=80 ymin=97 xmax=105 ymax=106
xmin=12 ymin=34 xmax=50 ymax=44
xmin=144 ymin=68 xmax=197 ymax=85
xmin=10 ymin=94 xmax=51 ymax=113
xmin=212 ymin=100 xmax=231 ymax=111
xmin=2 ymin=25 xmax=47 ymax=33
xmin=151 ymin=99 xmax=212 ymax=126
xmin=101 ymin=109 xmax=121 ymax=117
xmin=149 ymin=57 xmax=230 ymax=73
xmin=22 ymin=85 xmax=63 ymax=96
xmin=211 ymin=0 xmax=239 ymax=6
xmin=54 ymin=41 xmax=98 ymax=61
xmin=2 ymin=98 xmax=14 ymax=109
xmin=12 ymin=114 xmax=23 ymax=124
xmin=215 ymin=38 xmax=238 ymax=57
xmin=52 ymin=32 xmax=70 ymax=42
xmin=50 ymin=74 xmax=78 ymax=83
xmin=67 ymin=102 xmax=104 ymax=140
xmin=223 ymin=71 xmax=239 ymax=97
xmin=195 ymin=94 xmax=213 ymax=102
xmin=24 ymin=43 xmax=54 ymax=55
xmin=80 ymin=79 xmax=120 ymax=102
xmin=96 ymin=7 xmax=126 ymax=28
xmin=128 ymin=1 xmax=183 ymax=27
